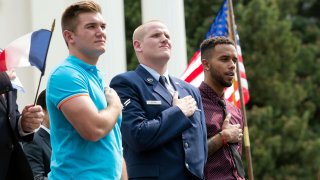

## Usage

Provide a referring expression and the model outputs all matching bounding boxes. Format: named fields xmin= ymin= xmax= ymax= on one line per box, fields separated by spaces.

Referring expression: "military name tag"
xmin=146 ymin=100 xmax=162 ymax=105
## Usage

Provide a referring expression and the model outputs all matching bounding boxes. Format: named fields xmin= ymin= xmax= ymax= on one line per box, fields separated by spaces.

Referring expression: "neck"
xmin=204 ymin=77 xmax=224 ymax=97
xmin=140 ymin=60 xmax=168 ymax=75
xmin=69 ymin=49 xmax=100 ymax=65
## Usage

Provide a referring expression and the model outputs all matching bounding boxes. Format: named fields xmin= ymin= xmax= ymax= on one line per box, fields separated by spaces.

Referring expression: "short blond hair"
xmin=132 ymin=20 xmax=164 ymax=42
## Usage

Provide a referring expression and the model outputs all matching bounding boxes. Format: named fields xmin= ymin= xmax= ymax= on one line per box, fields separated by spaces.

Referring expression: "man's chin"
xmin=224 ymin=81 xmax=233 ymax=87
xmin=96 ymin=48 xmax=106 ymax=55
xmin=161 ymin=52 xmax=171 ymax=60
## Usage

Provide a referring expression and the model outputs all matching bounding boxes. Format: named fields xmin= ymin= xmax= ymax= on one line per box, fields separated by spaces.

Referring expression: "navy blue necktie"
xmin=159 ymin=76 xmax=168 ymax=88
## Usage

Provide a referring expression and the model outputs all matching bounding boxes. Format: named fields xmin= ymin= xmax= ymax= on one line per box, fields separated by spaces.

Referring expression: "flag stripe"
xmin=184 ymin=62 xmax=203 ymax=83
xmin=180 ymin=51 xmax=201 ymax=80
xmin=6 ymin=32 xmax=32 ymax=70
xmin=0 ymin=50 xmax=7 ymax=71
xmin=29 ymin=29 xmax=51 ymax=73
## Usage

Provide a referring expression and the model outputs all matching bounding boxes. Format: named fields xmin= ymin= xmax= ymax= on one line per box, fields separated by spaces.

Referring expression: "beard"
xmin=209 ymin=66 xmax=233 ymax=87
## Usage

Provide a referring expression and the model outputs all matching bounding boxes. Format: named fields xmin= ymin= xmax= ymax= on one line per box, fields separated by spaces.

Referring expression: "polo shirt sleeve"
xmin=48 ymin=65 xmax=88 ymax=109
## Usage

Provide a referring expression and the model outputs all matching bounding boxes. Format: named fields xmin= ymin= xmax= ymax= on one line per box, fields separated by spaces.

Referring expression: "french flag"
xmin=0 ymin=29 xmax=52 ymax=75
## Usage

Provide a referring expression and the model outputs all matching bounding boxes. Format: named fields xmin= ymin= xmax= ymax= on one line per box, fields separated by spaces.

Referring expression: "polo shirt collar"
xmin=66 ymin=55 xmax=98 ymax=72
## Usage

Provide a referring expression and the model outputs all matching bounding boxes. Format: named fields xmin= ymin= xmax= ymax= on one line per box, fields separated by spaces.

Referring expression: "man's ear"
xmin=63 ymin=30 xmax=74 ymax=45
xmin=201 ymin=59 xmax=209 ymax=71
xmin=133 ymin=40 xmax=142 ymax=52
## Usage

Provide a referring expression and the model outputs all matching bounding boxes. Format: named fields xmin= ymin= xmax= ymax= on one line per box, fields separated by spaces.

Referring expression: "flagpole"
xmin=34 ymin=19 xmax=55 ymax=105
xmin=227 ymin=0 xmax=254 ymax=179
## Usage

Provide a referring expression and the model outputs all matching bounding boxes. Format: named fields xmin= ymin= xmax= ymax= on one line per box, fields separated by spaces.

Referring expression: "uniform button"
xmin=185 ymin=163 xmax=189 ymax=169
xmin=184 ymin=142 xmax=189 ymax=148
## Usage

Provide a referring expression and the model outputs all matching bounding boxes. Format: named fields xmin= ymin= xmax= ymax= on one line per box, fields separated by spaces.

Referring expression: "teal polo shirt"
xmin=47 ymin=55 xmax=122 ymax=179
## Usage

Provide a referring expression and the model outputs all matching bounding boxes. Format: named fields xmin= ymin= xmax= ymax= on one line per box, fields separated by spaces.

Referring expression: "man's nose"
xmin=229 ymin=60 xmax=236 ymax=70
xmin=96 ymin=26 xmax=106 ymax=35
xmin=160 ymin=34 xmax=169 ymax=42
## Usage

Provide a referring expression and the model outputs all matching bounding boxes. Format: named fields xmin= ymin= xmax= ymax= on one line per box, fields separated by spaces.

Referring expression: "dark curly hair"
xmin=200 ymin=36 xmax=235 ymax=60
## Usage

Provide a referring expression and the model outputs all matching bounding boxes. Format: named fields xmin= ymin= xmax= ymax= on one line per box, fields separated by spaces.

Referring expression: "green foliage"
xmin=247 ymin=105 xmax=320 ymax=179
xmin=239 ymin=0 xmax=319 ymax=178
xmin=241 ymin=0 xmax=319 ymax=178
xmin=124 ymin=0 xmax=141 ymax=70
xmin=238 ymin=0 xmax=303 ymax=114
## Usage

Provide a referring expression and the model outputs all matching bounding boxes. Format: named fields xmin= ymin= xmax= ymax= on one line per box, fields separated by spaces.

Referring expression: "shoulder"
xmin=47 ymin=62 xmax=88 ymax=89
xmin=47 ymin=63 xmax=90 ymax=106
xmin=174 ymin=77 xmax=197 ymax=88
xmin=173 ymin=77 xmax=200 ymax=94
xmin=113 ymin=71 xmax=136 ymax=79
xmin=49 ymin=62 xmax=85 ymax=80
xmin=111 ymin=71 xmax=139 ymax=85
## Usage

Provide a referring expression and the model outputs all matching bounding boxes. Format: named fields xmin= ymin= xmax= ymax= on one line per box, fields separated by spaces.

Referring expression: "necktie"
xmin=218 ymin=100 xmax=245 ymax=178
xmin=159 ymin=76 xmax=168 ymax=88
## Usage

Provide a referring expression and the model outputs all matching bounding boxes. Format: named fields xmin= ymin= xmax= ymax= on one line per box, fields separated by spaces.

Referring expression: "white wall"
xmin=98 ymin=0 xmax=127 ymax=85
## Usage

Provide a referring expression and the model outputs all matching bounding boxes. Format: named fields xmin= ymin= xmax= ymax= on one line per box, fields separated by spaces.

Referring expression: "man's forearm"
xmin=120 ymin=158 xmax=128 ymax=180
xmin=207 ymin=133 xmax=224 ymax=156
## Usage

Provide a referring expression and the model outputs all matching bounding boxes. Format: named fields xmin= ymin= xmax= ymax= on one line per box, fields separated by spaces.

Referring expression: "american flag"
xmin=181 ymin=0 xmax=249 ymax=108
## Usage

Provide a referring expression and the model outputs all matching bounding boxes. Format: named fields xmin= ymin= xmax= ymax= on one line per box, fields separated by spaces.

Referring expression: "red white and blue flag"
xmin=181 ymin=0 xmax=250 ymax=108
xmin=0 ymin=29 xmax=51 ymax=75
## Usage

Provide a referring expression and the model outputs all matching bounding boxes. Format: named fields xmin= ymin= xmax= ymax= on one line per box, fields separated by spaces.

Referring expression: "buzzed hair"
xmin=61 ymin=0 xmax=102 ymax=32
xmin=132 ymin=20 xmax=164 ymax=42
xmin=200 ymin=36 xmax=235 ymax=60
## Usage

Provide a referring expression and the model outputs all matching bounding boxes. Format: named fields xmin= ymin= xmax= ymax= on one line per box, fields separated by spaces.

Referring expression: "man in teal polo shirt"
xmin=46 ymin=1 xmax=126 ymax=179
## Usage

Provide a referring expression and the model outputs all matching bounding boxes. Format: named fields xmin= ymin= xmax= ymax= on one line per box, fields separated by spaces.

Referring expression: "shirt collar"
xmin=66 ymin=55 xmax=98 ymax=72
xmin=140 ymin=64 xmax=169 ymax=82
xmin=199 ymin=82 xmax=224 ymax=103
